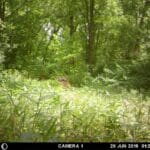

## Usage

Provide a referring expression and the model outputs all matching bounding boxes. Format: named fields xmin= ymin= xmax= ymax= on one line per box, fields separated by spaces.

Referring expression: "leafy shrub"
xmin=128 ymin=59 xmax=150 ymax=91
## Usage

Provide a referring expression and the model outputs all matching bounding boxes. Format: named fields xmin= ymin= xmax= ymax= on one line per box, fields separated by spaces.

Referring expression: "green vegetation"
xmin=0 ymin=70 xmax=149 ymax=142
xmin=0 ymin=0 xmax=150 ymax=142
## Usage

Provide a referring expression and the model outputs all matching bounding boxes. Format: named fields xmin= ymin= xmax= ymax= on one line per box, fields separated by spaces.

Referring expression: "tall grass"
xmin=0 ymin=70 xmax=149 ymax=142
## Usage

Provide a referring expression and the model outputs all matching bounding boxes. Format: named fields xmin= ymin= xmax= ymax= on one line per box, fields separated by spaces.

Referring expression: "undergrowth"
xmin=0 ymin=70 xmax=149 ymax=142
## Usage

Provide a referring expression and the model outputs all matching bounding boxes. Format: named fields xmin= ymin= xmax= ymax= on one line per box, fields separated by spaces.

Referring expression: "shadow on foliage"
xmin=126 ymin=59 xmax=150 ymax=98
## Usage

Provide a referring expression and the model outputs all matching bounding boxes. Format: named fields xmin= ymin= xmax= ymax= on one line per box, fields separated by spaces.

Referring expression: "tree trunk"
xmin=68 ymin=0 xmax=75 ymax=37
xmin=69 ymin=15 xmax=74 ymax=36
xmin=0 ymin=0 xmax=5 ymax=21
xmin=86 ymin=0 xmax=95 ymax=74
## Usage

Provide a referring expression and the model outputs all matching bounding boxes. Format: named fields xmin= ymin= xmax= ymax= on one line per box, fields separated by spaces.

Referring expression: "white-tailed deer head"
xmin=57 ymin=77 xmax=71 ymax=88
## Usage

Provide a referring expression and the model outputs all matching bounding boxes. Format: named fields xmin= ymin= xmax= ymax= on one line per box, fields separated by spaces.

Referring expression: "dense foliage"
xmin=0 ymin=0 xmax=149 ymax=142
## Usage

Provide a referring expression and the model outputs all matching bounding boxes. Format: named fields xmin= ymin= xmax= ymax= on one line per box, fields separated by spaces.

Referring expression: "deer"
xmin=57 ymin=76 xmax=71 ymax=88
